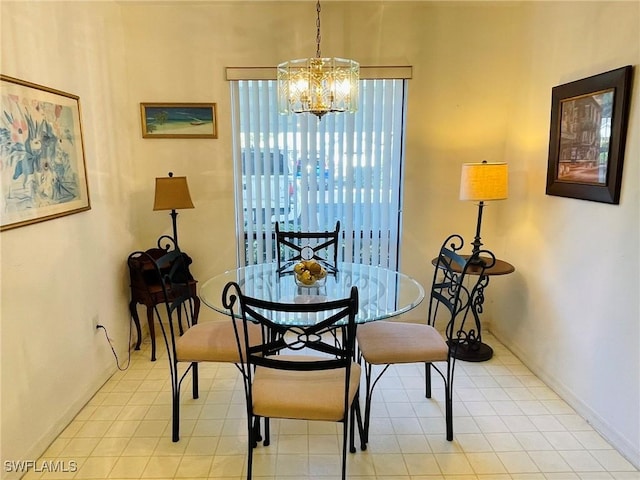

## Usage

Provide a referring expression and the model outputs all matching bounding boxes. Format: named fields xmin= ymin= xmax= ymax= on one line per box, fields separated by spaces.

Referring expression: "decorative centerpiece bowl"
xmin=294 ymin=260 xmax=327 ymax=288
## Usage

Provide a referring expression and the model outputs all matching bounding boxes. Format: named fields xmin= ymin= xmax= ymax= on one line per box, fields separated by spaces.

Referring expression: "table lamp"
xmin=459 ymin=161 xmax=508 ymax=262
xmin=153 ymin=172 xmax=194 ymax=246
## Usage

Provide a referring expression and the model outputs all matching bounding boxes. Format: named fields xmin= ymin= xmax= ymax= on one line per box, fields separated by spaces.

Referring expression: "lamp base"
xmin=467 ymin=254 xmax=486 ymax=266
xmin=448 ymin=339 xmax=493 ymax=362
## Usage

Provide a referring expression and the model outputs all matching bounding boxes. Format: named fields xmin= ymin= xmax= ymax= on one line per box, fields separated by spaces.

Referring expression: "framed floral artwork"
xmin=0 ymin=75 xmax=90 ymax=231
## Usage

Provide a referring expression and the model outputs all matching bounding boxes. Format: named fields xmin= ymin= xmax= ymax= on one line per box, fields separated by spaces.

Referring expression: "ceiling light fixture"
xmin=277 ymin=0 xmax=359 ymax=119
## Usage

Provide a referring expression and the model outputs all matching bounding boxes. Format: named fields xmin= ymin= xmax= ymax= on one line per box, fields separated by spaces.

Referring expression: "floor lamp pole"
xmin=470 ymin=201 xmax=485 ymax=263
xmin=170 ymin=209 xmax=179 ymax=247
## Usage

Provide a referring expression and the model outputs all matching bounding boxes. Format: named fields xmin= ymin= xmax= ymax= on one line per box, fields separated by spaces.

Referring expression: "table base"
xmin=448 ymin=339 xmax=494 ymax=362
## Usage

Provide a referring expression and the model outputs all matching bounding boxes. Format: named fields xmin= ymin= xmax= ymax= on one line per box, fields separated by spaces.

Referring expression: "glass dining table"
xmin=199 ymin=262 xmax=425 ymax=326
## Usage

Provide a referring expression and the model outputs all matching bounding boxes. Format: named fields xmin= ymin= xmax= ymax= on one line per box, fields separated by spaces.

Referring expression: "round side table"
xmin=432 ymin=255 xmax=515 ymax=362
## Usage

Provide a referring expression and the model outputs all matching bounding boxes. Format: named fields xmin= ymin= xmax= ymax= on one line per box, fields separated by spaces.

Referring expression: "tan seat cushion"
xmin=176 ymin=319 xmax=261 ymax=363
xmin=252 ymin=355 xmax=361 ymax=422
xmin=357 ymin=321 xmax=448 ymax=365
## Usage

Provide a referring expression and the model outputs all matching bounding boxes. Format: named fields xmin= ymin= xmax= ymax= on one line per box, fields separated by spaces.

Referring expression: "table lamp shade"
xmin=153 ymin=175 xmax=194 ymax=211
xmin=460 ymin=162 xmax=508 ymax=202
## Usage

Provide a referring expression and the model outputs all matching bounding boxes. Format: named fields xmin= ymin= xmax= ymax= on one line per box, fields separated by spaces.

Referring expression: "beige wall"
xmin=1 ymin=0 xmax=638 ymax=471
xmin=494 ymin=1 xmax=640 ymax=466
xmin=0 ymin=0 xmax=136 ymax=468
xmin=122 ymin=0 xmax=525 ymax=308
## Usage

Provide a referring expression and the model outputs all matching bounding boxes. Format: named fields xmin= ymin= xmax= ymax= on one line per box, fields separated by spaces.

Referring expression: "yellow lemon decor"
xmin=294 ymin=260 xmax=327 ymax=287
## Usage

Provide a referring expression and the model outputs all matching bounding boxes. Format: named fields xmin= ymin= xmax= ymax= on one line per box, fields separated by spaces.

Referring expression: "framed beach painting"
xmin=0 ymin=75 xmax=90 ymax=231
xmin=546 ymin=66 xmax=633 ymax=204
xmin=140 ymin=103 xmax=218 ymax=139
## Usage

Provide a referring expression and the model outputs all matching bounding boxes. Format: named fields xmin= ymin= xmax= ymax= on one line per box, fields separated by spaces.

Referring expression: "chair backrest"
xmin=222 ymin=281 xmax=359 ymax=385
xmin=428 ymin=234 xmax=495 ymax=350
xmin=127 ymin=237 xmax=197 ymax=360
xmin=275 ymin=221 xmax=341 ymax=273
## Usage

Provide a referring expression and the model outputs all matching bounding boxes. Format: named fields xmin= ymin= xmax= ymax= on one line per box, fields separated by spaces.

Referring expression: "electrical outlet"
xmin=92 ymin=315 xmax=101 ymax=332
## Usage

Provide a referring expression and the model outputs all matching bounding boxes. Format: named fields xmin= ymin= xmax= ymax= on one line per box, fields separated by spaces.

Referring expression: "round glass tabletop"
xmin=200 ymin=262 xmax=425 ymax=325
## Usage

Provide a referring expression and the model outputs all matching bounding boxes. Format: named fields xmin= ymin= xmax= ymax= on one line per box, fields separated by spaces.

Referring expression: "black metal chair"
xmin=356 ymin=234 xmax=495 ymax=445
xmin=127 ymin=238 xmax=201 ymax=362
xmin=128 ymin=237 xmax=260 ymax=442
xmin=223 ymin=281 xmax=363 ymax=480
xmin=275 ymin=220 xmax=340 ymax=273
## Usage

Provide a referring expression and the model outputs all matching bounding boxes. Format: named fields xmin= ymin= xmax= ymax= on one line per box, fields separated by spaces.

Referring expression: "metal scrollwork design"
xmin=283 ymin=327 xmax=323 ymax=350
xmin=157 ymin=235 xmax=177 ymax=253
xmin=471 ymin=275 xmax=489 ymax=317
xmin=445 ymin=233 xmax=465 ymax=255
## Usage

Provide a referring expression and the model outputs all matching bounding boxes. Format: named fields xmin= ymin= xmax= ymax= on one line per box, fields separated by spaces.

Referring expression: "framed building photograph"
xmin=546 ymin=65 xmax=633 ymax=204
xmin=0 ymin=75 xmax=91 ymax=231
xmin=140 ymin=103 xmax=218 ymax=139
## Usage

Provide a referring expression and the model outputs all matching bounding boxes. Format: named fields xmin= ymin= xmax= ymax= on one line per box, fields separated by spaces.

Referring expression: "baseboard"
xmin=490 ymin=327 xmax=640 ymax=470
xmin=4 ymin=366 xmax=116 ymax=480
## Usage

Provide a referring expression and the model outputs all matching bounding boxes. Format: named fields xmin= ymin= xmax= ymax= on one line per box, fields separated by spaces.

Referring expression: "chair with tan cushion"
xmin=223 ymin=281 xmax=363 ymax=480
xmin=357 ymin=234 xmax=494 ymax=444
xmin=128 ymin=237 xmax=260 ymax=442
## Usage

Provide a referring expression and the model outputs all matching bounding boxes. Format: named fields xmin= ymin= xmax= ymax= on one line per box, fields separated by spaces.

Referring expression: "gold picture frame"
xmin=0 ymin=75 xmax=91 ymax=231
xmin=140 ymin=102 xmax=218 ymax=139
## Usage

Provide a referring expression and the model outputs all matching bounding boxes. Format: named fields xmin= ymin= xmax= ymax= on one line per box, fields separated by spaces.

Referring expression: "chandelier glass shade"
xmin=277 ymin=57 xmax=359 ymax=119
xmin=277 ymin=1 xmax=359 ymax=119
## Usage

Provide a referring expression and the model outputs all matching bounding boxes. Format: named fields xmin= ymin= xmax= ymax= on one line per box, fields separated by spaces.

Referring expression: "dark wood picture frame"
xmin=546 ymin=65 xmax=633 ymax=204
xmin=140 ymin=102 xmax=218 ymax=139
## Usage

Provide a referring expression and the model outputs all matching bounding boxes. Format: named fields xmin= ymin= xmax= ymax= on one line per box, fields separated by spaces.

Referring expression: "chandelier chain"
xmin=315 ymin=0 xmax=321 ymax=58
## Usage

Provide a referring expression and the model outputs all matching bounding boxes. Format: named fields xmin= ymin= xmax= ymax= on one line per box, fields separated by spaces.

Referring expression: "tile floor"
xmin=27 ymin=332 xmax=638 ymax=479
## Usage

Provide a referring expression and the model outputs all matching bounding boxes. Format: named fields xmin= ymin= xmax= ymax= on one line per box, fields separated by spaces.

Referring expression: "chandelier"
xmin=277 ymin=1 xmax=359 ymax=119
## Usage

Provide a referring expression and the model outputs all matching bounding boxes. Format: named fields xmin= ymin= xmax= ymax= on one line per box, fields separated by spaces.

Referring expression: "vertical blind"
xmin=230 ymin=76 xmax=408 ymax=269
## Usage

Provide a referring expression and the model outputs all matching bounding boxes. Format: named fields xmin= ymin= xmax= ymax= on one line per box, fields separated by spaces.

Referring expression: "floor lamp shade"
xmin=153 ymin=175 xmax=194 ymax=211
xmin=460 ymin=162 xmax=508 ymax=202
xmin=153 ymin=173 xmax=194 ymax=245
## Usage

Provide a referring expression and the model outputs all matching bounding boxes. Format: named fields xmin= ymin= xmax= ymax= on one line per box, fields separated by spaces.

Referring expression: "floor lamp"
xmin=459 ymin=161 xmax=508 ymax=263
xmin=153 ymin=172 xmax=194 ymax=247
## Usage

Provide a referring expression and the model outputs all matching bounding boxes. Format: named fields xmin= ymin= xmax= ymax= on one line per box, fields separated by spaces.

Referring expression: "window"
xmin=229 ymin=68 xmax=409 ymax=269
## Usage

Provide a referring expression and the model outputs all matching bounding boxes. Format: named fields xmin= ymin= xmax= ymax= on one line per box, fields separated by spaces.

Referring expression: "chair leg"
xmin=172 ymin=385 xmax=180 ymax=442
xmin=362 ymin=364 xmax=374 ymax=445
xmin=362 ymin=360 xmax=389 ymax=450
xmin=354 ymin=396 xmax=366 ymax=451
xmin=146 ymin=306 xmax=157 ymax=362
xmin=246 ymin=415 xmax=254 ymax=480
xmin=361 ymin=362 xmax=391 ymax=448
xmin=251 ymin=417 xmax=260 ymax=448
xmin=176 ymin=307 xmax=185 ymax=336
xmin=250 ymin=417 xmax=269 ymax=447
xmin=349 ymin=404 xmax=356 ymax=454
xmin=425 ymin=362 xmax=432 ymax=398
xmin=341 ymin=414 xmax=348 ymax=480
xmin=445 ymin=382 xmax=453 ymax=441
xmin=264 ymin=418 xmax=270 ymax=446
xmin=192 ymin=362 xmax=199 ymax=399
